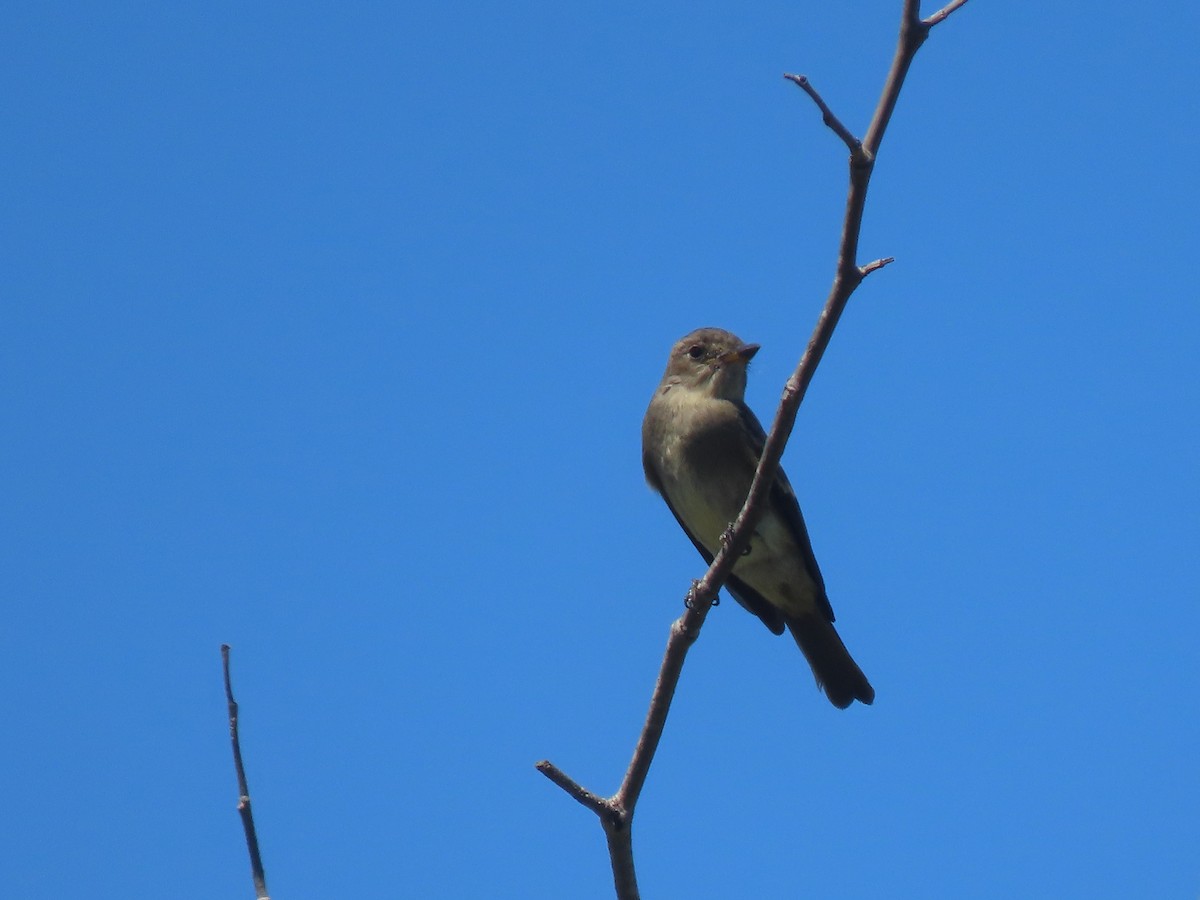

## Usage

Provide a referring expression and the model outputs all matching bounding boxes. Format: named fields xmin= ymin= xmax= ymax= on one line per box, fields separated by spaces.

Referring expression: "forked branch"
xmin=536 ymin=4 xmax=971 ymax=897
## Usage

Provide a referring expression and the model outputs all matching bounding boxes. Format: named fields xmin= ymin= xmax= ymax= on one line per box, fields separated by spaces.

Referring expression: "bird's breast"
xmin=651 ymin=395 xmax=755 ymax=552
xmin=647 ymin=389 xmax=820 ymax=615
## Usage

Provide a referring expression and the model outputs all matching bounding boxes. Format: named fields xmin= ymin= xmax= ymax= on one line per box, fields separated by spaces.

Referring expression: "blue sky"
xmin=3 ymin=2 xmax=1198 ymax=897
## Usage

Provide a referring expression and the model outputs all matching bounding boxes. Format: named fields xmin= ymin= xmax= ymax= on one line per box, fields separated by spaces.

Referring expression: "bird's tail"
xmin=785 ymin=614 xmax=875 ymax=709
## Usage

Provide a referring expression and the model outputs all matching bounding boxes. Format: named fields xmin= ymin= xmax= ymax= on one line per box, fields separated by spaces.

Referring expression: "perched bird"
xmin=642 ymin=327 xmax=874 ymax=708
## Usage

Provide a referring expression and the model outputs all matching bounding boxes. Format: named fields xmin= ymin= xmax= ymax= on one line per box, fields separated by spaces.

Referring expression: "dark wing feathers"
xmin=734 ymin=401 xmax=837 ymax=624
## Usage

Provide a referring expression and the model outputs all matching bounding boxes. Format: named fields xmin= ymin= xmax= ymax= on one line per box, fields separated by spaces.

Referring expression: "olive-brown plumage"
xmin=642 ymin=327 xmax=873 ymax=708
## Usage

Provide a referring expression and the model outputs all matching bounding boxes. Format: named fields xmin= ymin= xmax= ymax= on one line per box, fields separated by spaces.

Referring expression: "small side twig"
xmin=535 ymin=613 xmax=699 ymax=900
xmin=222 ymin=644 xmax=270 ymax=900
xmin=782 ymin=74 xmax=860 ymax=153
xmin=537 ymin=4 xmax=971 ymax=897
xmin=860 ymin=256 xmax=896 ymax=278
xmin=925 ymin=0 xmax=971 ymax=27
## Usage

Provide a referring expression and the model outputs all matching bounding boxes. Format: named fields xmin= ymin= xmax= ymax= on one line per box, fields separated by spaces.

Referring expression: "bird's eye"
xmin=687 ymin=345 xmax=704 ymax=360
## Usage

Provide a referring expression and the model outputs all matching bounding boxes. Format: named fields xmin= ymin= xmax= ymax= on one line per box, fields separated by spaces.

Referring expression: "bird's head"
xmin=661 ymin=327 xmax=760 ymax=401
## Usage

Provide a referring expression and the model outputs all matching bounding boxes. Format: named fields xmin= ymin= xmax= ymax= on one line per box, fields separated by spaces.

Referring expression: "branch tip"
xmin=785 ymin=72 xmax=861 ymax=153
xmin=220 ymin=645 xmax=270 ymax=900
xmin=924 ymin=0 xmax=971 ymax=27
xmin=859 ymin=257 xmax=896 ymax=277
xmin=536 ymin=761 xmax=611 ymax=817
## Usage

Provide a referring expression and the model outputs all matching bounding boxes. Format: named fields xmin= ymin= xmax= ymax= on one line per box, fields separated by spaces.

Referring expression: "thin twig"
xmin=537 ymin=3 xmax=971 ymax=896
xmin=860 ymin=257 xmax=895 ymax=277
xmin=534 ymin=760 xmax=611 ymax=818
xmin=925 ymin=0 xmax=971 ymax=27
xmin=222 ymin=644 xmax=270 ymax=900
xmin=781 ymin=74 xmax=860 ymax=153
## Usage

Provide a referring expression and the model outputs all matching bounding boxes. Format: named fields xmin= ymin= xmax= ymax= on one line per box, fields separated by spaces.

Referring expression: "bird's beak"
xmin=719 ymin=343 xmax=760 ymax=365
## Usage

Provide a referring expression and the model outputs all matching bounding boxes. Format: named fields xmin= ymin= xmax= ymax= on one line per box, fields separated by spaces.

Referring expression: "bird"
xmin=641 ymin=327 xmax=874 ymax=708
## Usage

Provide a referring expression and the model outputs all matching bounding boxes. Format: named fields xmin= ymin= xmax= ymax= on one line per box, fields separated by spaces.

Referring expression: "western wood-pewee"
xmin=642 ymin=327 xmax=874 ymax=708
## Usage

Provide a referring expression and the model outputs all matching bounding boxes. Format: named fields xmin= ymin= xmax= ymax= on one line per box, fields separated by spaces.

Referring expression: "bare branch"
xmin=860 ymin=257 xmax=896 ymax=278
xmin=222 ymin=645 xmax=270 ymax=900
xmin=536 ymin=615 xmax=699 ymax=899
xmin=600 ymin=821 xmax=639 ymax=900
xmin=612 ymin=616 xmax=695 ymax=811
xmin=782 ymin=74 xmax=861 ymax=154
xmin=925 ymin=0 xmax=971 ymax=27
xmin=537 ymin=4 xmax=971 ymax=896
xmin=724 ymin=0 xmax=961 ymax=600
xmin=863 ymin=2 xmax=929 ymax=157
xmin=534 ymin=760 xmax=611 ymax=818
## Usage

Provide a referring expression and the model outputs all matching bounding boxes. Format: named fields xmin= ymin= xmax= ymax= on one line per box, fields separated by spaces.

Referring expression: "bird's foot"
xmin=719 ymin=524 xmax=735 ymax=549
xmin=684 ymin=580 xmax=718 ymax=610
xmin=719 ymin=523 xmax=754 ymax=556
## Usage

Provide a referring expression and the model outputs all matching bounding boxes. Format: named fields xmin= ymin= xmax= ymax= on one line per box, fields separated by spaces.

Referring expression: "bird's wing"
xmin=734 ymin=401 xmax=837 ymax=624
xmin=644 ymin=446 xmax=787 ymax=635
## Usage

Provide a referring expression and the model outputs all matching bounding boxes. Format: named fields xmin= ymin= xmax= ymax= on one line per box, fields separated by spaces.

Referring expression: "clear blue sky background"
xmin=3 ymin=3 xmax=1197 ymax=898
